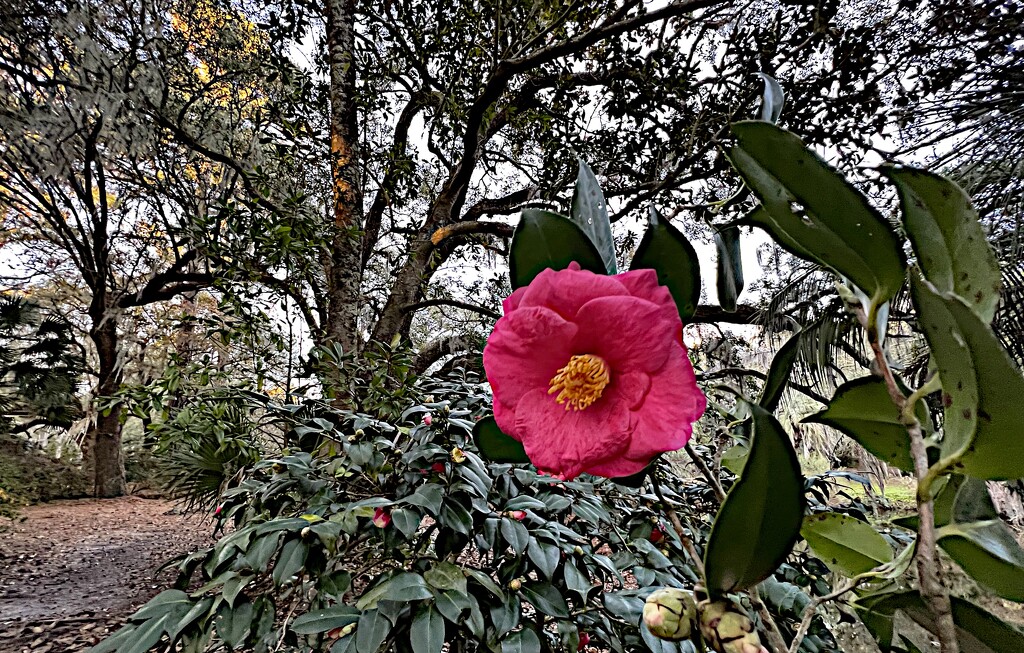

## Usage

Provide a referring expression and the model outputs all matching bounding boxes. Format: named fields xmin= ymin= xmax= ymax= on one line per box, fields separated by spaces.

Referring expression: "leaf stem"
xmin=685 ymin=444 xmax=727 ymax=503
xmin=858 ymin=305 xmax=959 ymax=653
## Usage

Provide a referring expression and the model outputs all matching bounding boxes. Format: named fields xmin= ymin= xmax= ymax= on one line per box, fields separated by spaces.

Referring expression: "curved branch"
xmin=412 ymin=334 xmax=479 ymax=375
xmin=401 ymin=299 xmax=500 ymax=320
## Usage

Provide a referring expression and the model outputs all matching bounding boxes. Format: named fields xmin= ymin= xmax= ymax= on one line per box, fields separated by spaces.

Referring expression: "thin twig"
xmin=787 ymin=581 xmax=859 ymax=653
xmin=650 ymin=474 xmax=706 ymax=578
xmin=858 ymin=305 xmax=959 ymax=653
xmin=685 ymin=444 xmax=727 ymax=502
xmin=749 ymin=586 xmax=790 ymax=653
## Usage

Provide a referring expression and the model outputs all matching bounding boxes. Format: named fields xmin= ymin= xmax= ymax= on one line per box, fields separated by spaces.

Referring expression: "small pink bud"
xmin=372 ymin=508 xmax=391 ymax=528
xmin=214 ymin=504 xmax=223 ymax=516
xmin=422 ymin=413 xmax=433 ymax=426
xmin=509 ymin=510 xmax=526 ymax=521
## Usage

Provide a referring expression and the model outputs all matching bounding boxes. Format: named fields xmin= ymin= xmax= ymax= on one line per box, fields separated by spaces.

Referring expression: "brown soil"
xmin=0 ymin=497 xmax=213 ymax=653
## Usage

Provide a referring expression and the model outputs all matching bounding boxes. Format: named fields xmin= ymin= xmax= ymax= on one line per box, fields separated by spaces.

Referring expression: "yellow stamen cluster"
xmin=548 ymin=354 xmax=611 ymax=411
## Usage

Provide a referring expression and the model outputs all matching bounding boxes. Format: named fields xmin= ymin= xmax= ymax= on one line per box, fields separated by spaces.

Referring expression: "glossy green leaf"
xmin=756 ymin=73 xmax=785 ymax=123
xmin=527 ymin=537 xmax=559 ymax=579
xmin=730 ymin=121 xmax=905 ymax=303
xmin=272 ymin=538 xmax=308 ymax=586
xmin=859 ymin=591 xmax=1024 ymax=653
xmin=355 ymin=609 xmax=391 ymax=653
xmin=803 ymin=376 xmax=924 ymax=472
xmin=950 ymin=599 xmax=1024 ymax=652
xmin=500 ymin=517 xmax=529 ymax=555
xmin=563 ymin=561 xmax=594 ymax=602
xmin=938 ymin=519 xmax=1024 ymax=601
xmin=519 ymin=581 xmax=570 ymax=618
xmin=714 ymin=225 xmax=744 ymax=312
xmin=424 ymin=561 xmax=467 ymax=594
xmin=801 ymin=513 xmax=893 ymax=576
xmin=911 ymin=276 xmax=1024 ymax=479
xmin=410 ymin=605 xmax=445 ymax=653
xmin=720 ymin=444 xmax=749 ymax=476
xmin=86 ymin=624 xmax=140 ymax=653
xmin=759 ymin=331 xmax=800 ymax=412
xmin=571 ymin=159 xmax=616 ymax=273
xmin=490 ymin=595 xmax=521 ymax=638
xmin=215 ymin=600 xmax=252 ymax=650
xmin=390 ymin=508 xmax=420 ymax=538
xmin=473 ymin=417 xmax=529 ymax=464
xmin=127 ymin=589 xmax=191 ymax=622
xmin=501 ymin=627 xmax=542 ymax=653
xmin=884 ymin=166 xmax=1000 ymax=324
xmin=704 ymin=403 xmax=804 ymax=595
xmin=630 ymin=207 xmax=701 ymax=321
xmin=291 ymin=606 xmax=360 ymax=634
xmin=357 ymin=573 xmax=434 ymax=610
xmin=951 ymin=477 xmax=1000 ymax=523
xmin=434 ymin=589 xmax=471 ymax=624
xmin=509 ymin=209 xmax=605 ymax=289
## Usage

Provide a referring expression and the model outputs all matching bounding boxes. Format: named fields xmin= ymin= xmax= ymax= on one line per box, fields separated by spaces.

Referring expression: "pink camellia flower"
xmin=431 ymin=462 xmax=446 ymax=473
xmin=422 ymin=413 xmax=433 ymax=426
xmin=372 ymin=508 xmax=391 ymax=528
xmin=483 ymin=263 xmax=706 ymax=480
xmin=578 ymin=632 xmax=591 ymax=650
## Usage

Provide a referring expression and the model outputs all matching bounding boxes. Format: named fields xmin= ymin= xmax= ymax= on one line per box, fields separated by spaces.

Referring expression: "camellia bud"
xmin=509 ymin=578 xmax=522 ymax=591
xmin=642 ymin=588 xmax=698 ymax=641
xmin=442 ymin=404 xmax=450 ymax=415
xmin=451 ymin=447 xmax=466 ymax=463
xmin=577 ymin=632 xmax=591 ymax=650
xmin=649 ymin=526 xmax=666 ymax=544
xmin=507 ymin=510 xmax=527 ymax=521
xmin=422 ymin=413 xmax=433 ymax=426
xmin=347 ymin=435 xmax=357 ymax=442
xmin=327 ymin=622 xmax=357 ymax=639
xmin=431 ymin=462 xmax=446 ymax=473
xmin=355 ymin=429 xmax=365 ymax=437
xmin=300 ymin=526 xmax=312 ymax=539
xmin=698 ymin=599 xmax=768 ymax=653
xmin=372 ymin=508 xmax=391 ymax=528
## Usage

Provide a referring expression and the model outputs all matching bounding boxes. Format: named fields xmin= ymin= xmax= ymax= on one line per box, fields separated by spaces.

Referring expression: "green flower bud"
xmin=698 ymin=599 xmax=768 ymax=653
xmin=509 ymin=578 xmax=522 ymax=591
xmin=642 ymin=588 xmax=697 ymax=642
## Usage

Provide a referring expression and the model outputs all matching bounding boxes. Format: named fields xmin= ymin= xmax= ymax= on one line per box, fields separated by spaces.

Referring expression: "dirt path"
xmin=0 ymin=497 xmax=213 ymax=653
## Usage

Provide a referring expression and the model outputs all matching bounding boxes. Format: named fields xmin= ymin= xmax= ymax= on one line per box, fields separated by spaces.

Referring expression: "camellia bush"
xmin=92 ymin=118 xmax=1024 ymax=653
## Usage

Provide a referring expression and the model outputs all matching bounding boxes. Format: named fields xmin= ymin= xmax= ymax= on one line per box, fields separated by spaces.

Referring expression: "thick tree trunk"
xmin=323 ymin=0 xmax=363 ymax=361
xmin=82 ymin=316 xmax=125 ymax=498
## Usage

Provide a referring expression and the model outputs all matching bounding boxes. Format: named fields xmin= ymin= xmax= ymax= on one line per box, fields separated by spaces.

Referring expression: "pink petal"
xmin=616 ymin=268 xmax=678 ymax=312
xmin=483 ymin=306 xmax=577 ymax=432
xmin=513 ymin=388 xmax=633 ymax=480
xmin=517 ymin=265 xmax=629 ymax=320
xmin=583 ymin=453 xmax=652 ymax=478
xmin=607 ymin=371 xmax=651 ymax=410
xmin=502 ymin=286 xmax=529 ymax=314
xmin=624 ymin=344 xmax=706 ymax=461
xmin=572 ymin=296 xmax=680 ymax=373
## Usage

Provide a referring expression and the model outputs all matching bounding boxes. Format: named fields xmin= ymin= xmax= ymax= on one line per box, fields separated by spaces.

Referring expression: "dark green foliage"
xmin=93 ymin=376 xmax=718 ymax=652
xmin=0 ymin=298 xmax=83 ymax=435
